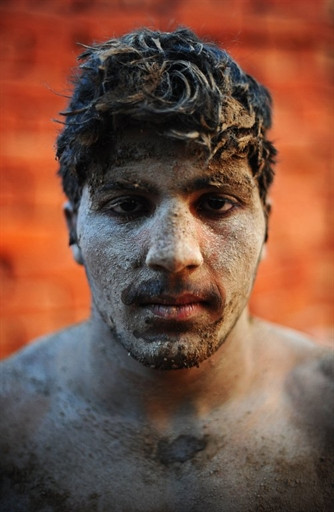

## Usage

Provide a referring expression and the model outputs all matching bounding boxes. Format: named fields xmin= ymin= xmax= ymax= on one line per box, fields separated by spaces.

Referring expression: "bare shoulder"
xmin=0 ymin=325 xmax=86 ymax=511
xmin=284 ymin=333 xmax=334 ymax=440
xmin=0 ymin=324 xmax=87 ymax=430
xmin=254 ymin=318 xmax=334 ymax=438
xmin=254 ymin=317 xmax=332 ymax=365
xmin=269 ymin=321 xmax=333 ymax=391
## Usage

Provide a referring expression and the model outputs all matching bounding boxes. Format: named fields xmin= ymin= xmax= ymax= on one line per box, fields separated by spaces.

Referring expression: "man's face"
xmin=73 ymin=131 xmax=266 ymax=370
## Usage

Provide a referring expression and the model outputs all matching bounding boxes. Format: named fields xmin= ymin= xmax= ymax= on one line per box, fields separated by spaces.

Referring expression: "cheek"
xmin=78 ymin=216 xmax=142 ymax=295
xmin=204 ymin=214 xmax=265 ymax=284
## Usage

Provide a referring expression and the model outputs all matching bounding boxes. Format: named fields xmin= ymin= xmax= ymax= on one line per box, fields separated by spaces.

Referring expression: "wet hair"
xmin=56 ymin=27 xmax=276 ymax=211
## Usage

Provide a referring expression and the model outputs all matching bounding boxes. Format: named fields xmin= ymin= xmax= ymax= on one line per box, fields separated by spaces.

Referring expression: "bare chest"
xmin=2 ymin=409 xmax=332 ymax=512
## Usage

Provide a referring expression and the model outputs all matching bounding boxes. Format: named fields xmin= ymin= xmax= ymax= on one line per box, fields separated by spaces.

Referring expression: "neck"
xmin=80 ymin=308 xmax=256 ymax=430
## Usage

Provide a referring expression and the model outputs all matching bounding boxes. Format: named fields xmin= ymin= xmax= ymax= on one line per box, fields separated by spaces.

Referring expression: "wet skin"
xmin=1 ymin=134 xmax=333 ymax=511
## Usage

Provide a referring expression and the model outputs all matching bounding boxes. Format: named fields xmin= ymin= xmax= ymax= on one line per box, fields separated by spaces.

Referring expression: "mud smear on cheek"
xmin=78 ymin=197 xmax=142 ymax=329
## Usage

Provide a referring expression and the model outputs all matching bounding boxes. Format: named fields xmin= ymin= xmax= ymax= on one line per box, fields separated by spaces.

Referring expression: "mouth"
xmin=139 ymin=294 xmax=208 ymax=321
xmin=121 ymin=278 xmax=224 ymax=326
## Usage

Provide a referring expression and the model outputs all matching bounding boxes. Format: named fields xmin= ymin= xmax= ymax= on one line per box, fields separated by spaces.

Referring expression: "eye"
xmin=105 ymin=196 xmax=151 ymax=218
xmin=196 ymin=194 xmax=236 ymax=217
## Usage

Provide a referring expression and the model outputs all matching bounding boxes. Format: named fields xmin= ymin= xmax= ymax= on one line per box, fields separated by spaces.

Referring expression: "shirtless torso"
xmin=1 ymin=318 xmax=333 ymax=512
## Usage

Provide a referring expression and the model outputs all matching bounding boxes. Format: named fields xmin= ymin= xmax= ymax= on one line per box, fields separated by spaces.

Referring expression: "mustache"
xmin=121 ymin=277 xmax=224 ymax=310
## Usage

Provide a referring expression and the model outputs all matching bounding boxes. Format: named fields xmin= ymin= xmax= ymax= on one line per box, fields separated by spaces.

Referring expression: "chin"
xmin=121 ymin=331 xmax=223 ymax=370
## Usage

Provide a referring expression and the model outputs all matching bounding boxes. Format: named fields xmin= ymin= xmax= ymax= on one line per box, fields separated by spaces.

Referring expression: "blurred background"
xmin=0 ymin=0 xmax=333 ymax=358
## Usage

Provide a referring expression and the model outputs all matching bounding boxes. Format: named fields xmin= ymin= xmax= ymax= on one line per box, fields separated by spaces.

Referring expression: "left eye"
xmin=197 ymin=195 xmax=235 ymax=215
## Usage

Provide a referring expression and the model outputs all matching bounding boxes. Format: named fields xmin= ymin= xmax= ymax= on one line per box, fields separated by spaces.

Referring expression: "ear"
xmin=259 ymin=243 xmax=267 ymax=261
xmin=63 ymin=202 xmax=84 ymax=265
xmin=263 ymin=199 xmax=272 ymax=244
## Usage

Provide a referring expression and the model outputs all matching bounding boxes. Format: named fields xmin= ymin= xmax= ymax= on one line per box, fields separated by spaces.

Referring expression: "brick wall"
xmin=1 ymin=0 xmax=333 ymax=357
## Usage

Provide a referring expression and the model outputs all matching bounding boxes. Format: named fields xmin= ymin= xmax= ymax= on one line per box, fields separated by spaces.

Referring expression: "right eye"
xmin=105 ymin=196 xmax=151 ymax=219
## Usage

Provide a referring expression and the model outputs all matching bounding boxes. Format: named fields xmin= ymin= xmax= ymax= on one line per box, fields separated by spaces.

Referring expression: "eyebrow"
xmin=181 ymin=172 xmax=255 ymax=195
xmin=94 ymin=179 xmax=159 ymax=196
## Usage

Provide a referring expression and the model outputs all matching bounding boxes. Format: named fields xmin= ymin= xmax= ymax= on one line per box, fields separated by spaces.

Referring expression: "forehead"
xmin=90 ymin=128 xmax=257 ymax=196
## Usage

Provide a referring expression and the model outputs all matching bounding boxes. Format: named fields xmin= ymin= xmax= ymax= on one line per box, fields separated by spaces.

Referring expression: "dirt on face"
xmin=73 ymin=129 xmax=266 ymax=370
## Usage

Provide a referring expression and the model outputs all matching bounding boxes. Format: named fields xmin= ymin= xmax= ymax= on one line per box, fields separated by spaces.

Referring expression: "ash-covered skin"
xmin=73 ymin=130 xmax=266 ymax=370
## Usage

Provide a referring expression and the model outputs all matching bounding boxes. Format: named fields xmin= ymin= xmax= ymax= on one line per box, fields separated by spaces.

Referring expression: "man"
xmin=0 ymin=28 xmax=333 ymax=512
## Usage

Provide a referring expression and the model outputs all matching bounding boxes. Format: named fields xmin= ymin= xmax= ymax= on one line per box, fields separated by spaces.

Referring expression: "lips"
xmin=121 ymin=278 xmax=224 ymax=322
xmin=139 ymin=292 xmax=206 ymax=306
xmin=138 ymin=293 xmax=207 ymax=321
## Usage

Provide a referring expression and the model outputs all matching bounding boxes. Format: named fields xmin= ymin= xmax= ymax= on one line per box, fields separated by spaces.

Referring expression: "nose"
xmin=145 ymin=204 xmax=204 ymax=273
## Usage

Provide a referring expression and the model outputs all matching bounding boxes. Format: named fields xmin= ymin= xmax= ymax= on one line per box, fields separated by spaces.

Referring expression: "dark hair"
xmin=56 ymin=27 xmax=276 ymax=210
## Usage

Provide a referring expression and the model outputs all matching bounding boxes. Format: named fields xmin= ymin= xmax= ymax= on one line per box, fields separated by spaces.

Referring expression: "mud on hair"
xmin=56 ymin=27 xmax=276 ymax=211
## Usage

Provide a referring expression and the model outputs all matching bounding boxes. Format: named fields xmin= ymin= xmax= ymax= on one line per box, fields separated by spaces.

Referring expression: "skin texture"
xmin=0 ymin=132 xmax=333 ymax=512
xmin=76 ymin=130 xmax=266 ymax=370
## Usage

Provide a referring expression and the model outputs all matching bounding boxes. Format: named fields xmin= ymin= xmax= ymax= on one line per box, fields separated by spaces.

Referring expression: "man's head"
xmin=56 ymin=28 xmax=277 ymax=370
